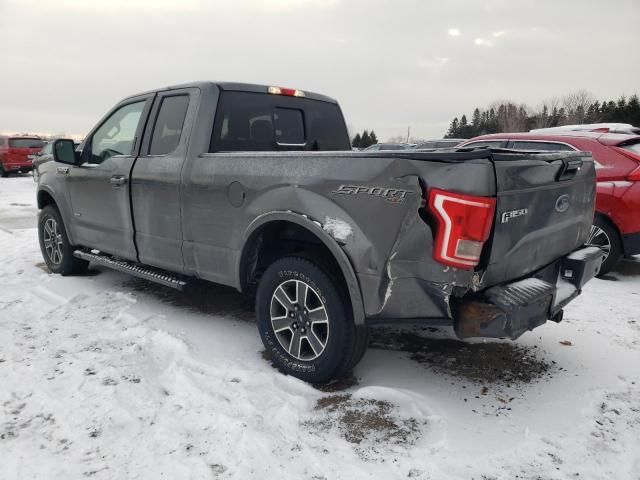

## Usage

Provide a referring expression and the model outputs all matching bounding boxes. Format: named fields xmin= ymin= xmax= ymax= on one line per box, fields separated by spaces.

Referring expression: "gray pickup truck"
xmin=36 ymin=81 xmax=603 ymax=383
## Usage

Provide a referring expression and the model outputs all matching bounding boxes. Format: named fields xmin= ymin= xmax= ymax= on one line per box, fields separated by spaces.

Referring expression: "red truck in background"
xmin=0 ymin=136 xmax=45 ymax=177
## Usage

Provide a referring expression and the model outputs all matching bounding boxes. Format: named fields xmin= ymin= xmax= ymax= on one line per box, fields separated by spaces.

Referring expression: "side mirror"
xmin=52 ymin=139 xmax=80 ymax=165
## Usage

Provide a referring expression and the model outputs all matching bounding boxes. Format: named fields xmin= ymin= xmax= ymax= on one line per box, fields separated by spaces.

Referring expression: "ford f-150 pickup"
xmin=36 ymin=81 xmax=604 ymax=383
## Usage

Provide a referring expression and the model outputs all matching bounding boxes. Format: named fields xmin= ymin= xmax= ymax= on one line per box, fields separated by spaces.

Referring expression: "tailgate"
xmin=7 ymin=147 xmax=39 ymax=164
xmin=483 ymin=150 xmax=596 ymax=286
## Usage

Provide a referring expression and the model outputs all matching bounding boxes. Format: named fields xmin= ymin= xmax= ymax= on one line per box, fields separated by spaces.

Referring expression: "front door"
xmin=66 ymin=95 xmax=154 ymax=260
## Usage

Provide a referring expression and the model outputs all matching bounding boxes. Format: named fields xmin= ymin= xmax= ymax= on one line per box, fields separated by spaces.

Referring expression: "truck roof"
xmin=124 ymin=81 xmax=340 ymax=105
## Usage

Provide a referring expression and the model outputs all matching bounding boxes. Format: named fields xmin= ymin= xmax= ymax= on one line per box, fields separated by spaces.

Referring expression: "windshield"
xmin=9 ymin=138 xmax=45 ymax=148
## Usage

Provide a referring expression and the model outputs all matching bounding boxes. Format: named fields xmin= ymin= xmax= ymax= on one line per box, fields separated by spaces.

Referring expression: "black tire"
xmin=38 ymin=205 xmax=89 ymax=275
xmin=587 ymin=216 xmax=622 ymax=277
xmin=339 ymin=325 xmax=369 ymax=376
xmin=1 ymin=165 xmax=8 ymax=177
xmin=256 ymin=257 xmax=357 ymax=384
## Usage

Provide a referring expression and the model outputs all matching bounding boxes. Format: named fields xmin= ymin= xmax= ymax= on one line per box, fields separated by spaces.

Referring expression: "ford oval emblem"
xmin=555 ymin=194 xmax=570 ymax=213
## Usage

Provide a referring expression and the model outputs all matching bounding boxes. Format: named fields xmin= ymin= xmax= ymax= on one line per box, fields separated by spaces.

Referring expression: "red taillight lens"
xmin=627 ymin=165 xmax=640 ymax=181
xmin=427 ymin=188 xmax=496 ymax=269
xmin=612 ymin=146 xmax=640 ymax=181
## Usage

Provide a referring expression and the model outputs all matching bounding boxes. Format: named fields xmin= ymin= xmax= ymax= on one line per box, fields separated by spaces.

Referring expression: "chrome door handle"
xmin=110 ymin=175 xmax=126 ymax=186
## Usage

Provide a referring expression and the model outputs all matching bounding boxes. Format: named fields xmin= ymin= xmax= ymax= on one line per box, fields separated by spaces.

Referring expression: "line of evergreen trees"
xmin=445 ymin=91 xmax=640 ymax=139
xmin=351 ymin=130 xmax=378 ymax=148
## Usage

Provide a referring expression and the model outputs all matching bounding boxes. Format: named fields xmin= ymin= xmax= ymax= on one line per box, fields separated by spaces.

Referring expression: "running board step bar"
xmin=73 ymin=250 xmax=190 ymax=290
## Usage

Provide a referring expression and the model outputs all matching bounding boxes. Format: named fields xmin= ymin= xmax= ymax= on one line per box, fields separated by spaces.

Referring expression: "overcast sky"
xmin=0 ymin=0 xmax=638 ymax=140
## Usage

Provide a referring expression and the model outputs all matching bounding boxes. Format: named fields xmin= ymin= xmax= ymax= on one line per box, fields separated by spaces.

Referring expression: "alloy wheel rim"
xmin=43 ymin=217 xmax=64 ymax=265
xmin=585 ymin=225 xmax=611 ymax=262
xmin=269 ymin=279 xmax=329 ymax=361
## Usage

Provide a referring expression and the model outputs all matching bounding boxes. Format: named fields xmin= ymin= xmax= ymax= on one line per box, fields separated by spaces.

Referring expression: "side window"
xmin=90 ymin=101 xmax=146 ymax=163
xmin=464 ymin=140 xmax=505 ymax=148
xmin=0 ymin=137 xmax=5 ymax=147
xmin=512 ymin=141 xmax=575 ymax=151
xmin=149 ymin=95 xmax=190 ymax=155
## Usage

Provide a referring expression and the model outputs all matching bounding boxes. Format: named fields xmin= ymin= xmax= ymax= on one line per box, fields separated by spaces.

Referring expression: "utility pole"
xmin=406 ymin=126 xmax=411 ymax=143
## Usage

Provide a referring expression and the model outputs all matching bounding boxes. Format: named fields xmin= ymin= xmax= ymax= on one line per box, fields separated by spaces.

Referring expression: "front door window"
xmin=90 ymin=101 xmax=146 ymax=163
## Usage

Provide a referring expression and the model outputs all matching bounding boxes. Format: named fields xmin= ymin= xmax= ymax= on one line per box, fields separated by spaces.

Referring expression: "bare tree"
xmin=562 ymin=89 xmax=595 ymax=124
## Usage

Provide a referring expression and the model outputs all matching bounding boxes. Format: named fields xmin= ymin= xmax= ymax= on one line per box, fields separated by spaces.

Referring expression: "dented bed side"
xmin=184 ymin=149 xmax=497 ymax=322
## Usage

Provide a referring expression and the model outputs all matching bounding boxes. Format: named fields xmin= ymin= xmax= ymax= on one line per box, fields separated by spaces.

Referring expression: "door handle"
xmin=110 ymin=175 xmax=126 ymax=186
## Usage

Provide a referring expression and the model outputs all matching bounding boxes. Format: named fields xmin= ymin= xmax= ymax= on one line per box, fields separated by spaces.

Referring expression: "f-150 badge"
xmin=501 ymin=208 xmax=528 ymax=223
xmin=331 ymin=185 xmax=415 ymax=204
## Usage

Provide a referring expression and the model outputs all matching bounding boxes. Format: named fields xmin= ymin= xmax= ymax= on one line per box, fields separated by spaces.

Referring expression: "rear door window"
xmin=149 ymin=95 xmax=190 ymax=155
xmin=511 ymin=141 xmax=575 ymax=151
xmin=210 ymin=91 xmax=350 ymax=152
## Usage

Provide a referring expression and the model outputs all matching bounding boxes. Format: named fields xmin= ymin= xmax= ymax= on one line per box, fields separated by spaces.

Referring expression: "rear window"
xmin=209 ymin=91 xmax=350 ymax=152
xmin=9 ymin=138 xmax=45 ymax=148
xmin=621 ymin=141 xmax=640 ymax=156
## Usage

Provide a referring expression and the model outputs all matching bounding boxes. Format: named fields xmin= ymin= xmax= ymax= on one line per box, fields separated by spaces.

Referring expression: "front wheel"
xmin=38 ymin=205 xmax=89 ymax=275
xmin=256 ymin=257 xmax=358 ymax=384
xmin=585 ymin=216 xmax=622 ymax=276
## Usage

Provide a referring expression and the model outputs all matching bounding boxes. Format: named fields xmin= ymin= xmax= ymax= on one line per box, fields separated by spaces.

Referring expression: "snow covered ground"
xmin=1 ymin=175 xmax=639 ymax=480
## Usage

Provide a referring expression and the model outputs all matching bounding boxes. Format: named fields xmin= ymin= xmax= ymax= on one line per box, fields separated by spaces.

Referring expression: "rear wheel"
xmin=586 ymin=216 xmax=621 ymax=276
xmin=0 ymin=164 xmax=8 ymax=177
xmin=38 ymin=205 xmax=89 ymax=275
xmin=256 ymin=257 xmax=360 ymax=384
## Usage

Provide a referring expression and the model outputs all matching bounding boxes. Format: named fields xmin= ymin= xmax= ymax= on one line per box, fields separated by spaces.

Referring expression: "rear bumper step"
xmin=74 ymin=250 xmax=190 ymax=290
xmin=454 ymin=246 xmax=604 ymax=340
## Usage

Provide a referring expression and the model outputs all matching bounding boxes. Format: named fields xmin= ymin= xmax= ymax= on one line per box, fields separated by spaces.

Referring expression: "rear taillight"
xmin=427 ymin=188 xmax=496 ymax=269
xmin=627 ymin=165 xmax=640 ymax=181
xmin=612 ymin=146 xmax=640 ymax=181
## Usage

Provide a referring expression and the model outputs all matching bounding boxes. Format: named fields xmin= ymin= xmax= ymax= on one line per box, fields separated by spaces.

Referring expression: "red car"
xmin=460 ymin=132 xmax=640 ymax=275
xmin=0 ymin=136 xmax=45 ymax=177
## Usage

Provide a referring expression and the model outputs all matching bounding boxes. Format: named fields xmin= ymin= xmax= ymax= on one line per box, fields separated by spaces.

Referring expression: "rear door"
xmin=65 ymin=94 xmax=154 ymax=259
xmin=132 ymin=87 xmax=196 ymax=272
xmin=483 ymin=151 xmax=596 ymax=285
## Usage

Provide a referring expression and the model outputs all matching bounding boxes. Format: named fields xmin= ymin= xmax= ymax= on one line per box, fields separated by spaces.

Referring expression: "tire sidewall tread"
xmin=256 ymin=257 xmax=356 ymax=384
xmin=38 ymin=205 xmax=88 ymax=276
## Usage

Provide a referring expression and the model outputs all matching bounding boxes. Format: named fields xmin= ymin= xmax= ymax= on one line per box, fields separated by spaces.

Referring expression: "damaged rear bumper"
xmin=453 ymin=246 xmax=604 ymax=340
